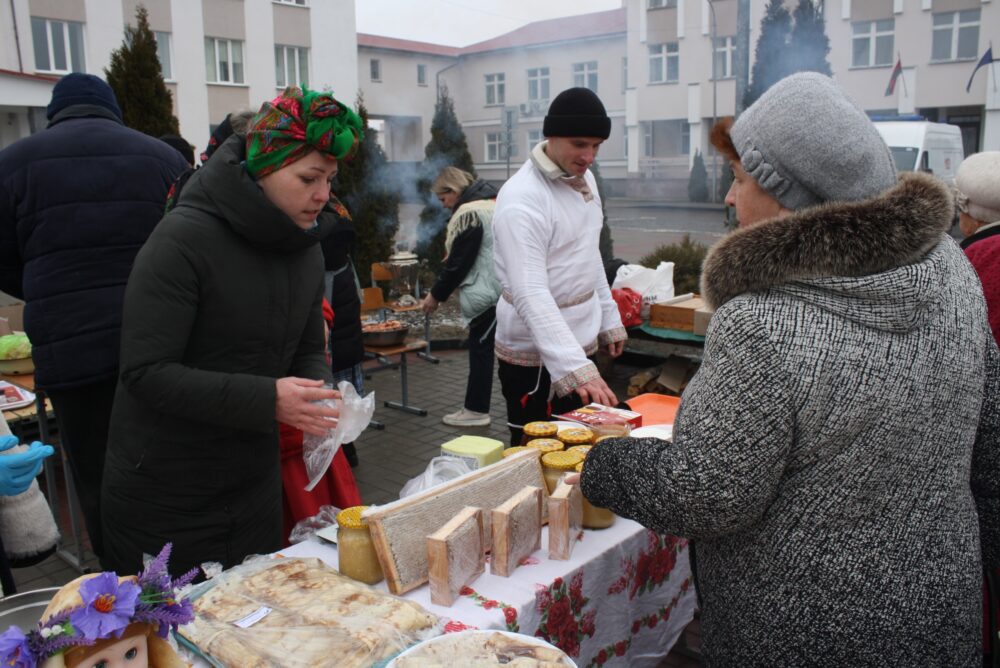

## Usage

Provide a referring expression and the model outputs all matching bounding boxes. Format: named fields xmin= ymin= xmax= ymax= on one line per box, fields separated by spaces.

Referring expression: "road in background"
xmin=605 ymin=201 xmax=730 ymax=263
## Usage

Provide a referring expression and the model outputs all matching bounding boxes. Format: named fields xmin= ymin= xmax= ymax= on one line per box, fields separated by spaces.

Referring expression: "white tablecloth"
xmin=280 ymin=519 xmax=696 ymax=668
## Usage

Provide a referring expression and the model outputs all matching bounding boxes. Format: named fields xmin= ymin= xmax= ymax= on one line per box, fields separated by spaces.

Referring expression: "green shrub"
xmin=688 ymin=150 xmax=709 ymax=203
xmin=639 ymin=235 xmax=709 ymax=296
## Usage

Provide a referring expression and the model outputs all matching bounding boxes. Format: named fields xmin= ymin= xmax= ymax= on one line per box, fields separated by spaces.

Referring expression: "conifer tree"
xmin=743 ymin=0 xmax=793 ymax=109
xmin=415 ymin=85 xmax=476 ymax=273
xmin=789 ymin=0 xmax=833 ymax=77
xmin=687 ymin=150 xmax=709 ymax=203
xmin=338 ymin=97 xmax=400 ymax=283
xmin=105 ymin=5 xmax=178 ymax=136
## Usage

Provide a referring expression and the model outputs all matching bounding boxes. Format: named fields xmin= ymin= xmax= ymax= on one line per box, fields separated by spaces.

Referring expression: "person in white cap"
xmin=957 ymin=151 xmax=1000 ymax=343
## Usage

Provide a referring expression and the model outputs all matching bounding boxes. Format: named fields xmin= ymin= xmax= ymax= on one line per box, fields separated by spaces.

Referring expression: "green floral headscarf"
xmin=245 ymin=86 xmax=363 ymax=179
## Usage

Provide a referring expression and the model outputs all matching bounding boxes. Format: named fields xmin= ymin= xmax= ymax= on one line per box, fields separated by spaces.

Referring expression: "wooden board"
xmin=427 ymin=507 xmax=485 ymax=607
xmin=363 ymin=449 xmax=548 ymax=595
xmin=490 ymin=486 xmax=543 ymax=578
xmin=649 ymin=296 xmax=705 ymax=331
xmin=548 ymin=481 xmax=583 ymax=560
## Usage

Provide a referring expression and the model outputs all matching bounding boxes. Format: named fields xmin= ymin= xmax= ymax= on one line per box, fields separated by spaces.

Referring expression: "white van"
xmin=874 ymin=120 xmax=965 ymax=184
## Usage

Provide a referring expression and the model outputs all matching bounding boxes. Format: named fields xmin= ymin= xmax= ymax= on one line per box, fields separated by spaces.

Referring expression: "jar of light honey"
xmin=502 ymin=446 xmax=538 ymax=459
xmin=526 ymin=438 xmax=564 ymax=455
xmin=558 ymin=427 xmax=594 ymax=447
xmin=336 ymin=506 xmax=384 ymax=585
xmin=541 ymin=450 xmax=585 ymax=494
xmin=574 ymin=462 xmax=616 ymax=529
xmin=567 ymin=444 xmax=592 ymax=458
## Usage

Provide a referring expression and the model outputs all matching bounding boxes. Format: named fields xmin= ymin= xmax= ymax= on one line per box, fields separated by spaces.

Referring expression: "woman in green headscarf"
xmin=101 ymin=87 xmax=364 ymax=576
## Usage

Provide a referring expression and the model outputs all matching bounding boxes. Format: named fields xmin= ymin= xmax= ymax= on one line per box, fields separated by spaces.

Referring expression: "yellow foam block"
xmin=440 ymin=435 xmax=504 ymax=470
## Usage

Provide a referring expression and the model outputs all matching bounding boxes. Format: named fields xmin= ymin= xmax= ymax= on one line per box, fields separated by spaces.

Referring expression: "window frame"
xmin=370 ymin=58 xmax=381 ymax=82
xmin=649 ymin=42 xmax=679 ymax=84
xmin=648 ymin=0 xmax=677 ymax=8
xmin=851 ymin=19 xmax=894 ymax=68
xmin=275 ymin=44 xmax=309 ymax=88
xmin=417 ymin=63 xmax=427 ymax=86
xmin=154 ymin=31 xmax=172 ymax=80
xmin=485 ymin=72 xmax=506 ymax=106
xmin=485 ymin=132 xmax=505 ymax=162
xmin=527 ymin=128 xmax=543 ymax=150
xmin=31 ymin=17 xmax=85 ymax=74
xmin=205 ymin=37 xmax=245 ymax=84
xmin=573 ymin=60 xmax=599 ymax=92
xmin=931 ymin=9 xmax=980 ymax=63
xmin=273 ymin=0 xmax=307 ymax=5
xmin=713 ymin=35 xmax=735 ymax=79
xmin=527 ymin=67 xmax=550 ymax=102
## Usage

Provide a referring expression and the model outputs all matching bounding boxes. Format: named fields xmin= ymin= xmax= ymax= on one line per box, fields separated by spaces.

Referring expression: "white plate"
xmin=630 ymin=424 xmax=674 ymax=441
xmin=388 ymin=630 xmax=577 ymax=667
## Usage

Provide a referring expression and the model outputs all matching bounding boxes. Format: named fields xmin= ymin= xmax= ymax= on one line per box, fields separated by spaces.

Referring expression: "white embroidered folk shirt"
xmin=492 ymin=141 xmax=627 ymax=397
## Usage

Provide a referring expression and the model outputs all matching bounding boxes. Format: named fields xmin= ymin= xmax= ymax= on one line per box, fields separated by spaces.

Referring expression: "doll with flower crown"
xmin=0 ymin=544 xmax=195 ymax=668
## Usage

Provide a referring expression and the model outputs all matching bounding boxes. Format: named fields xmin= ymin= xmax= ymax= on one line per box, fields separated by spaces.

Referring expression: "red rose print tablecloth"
xmin=282 ymin=518 xmax=697 ymax=667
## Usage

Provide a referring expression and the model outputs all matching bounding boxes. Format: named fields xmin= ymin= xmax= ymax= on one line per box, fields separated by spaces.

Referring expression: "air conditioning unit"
xmin=519 ymin=103 xmax=531 ymax=116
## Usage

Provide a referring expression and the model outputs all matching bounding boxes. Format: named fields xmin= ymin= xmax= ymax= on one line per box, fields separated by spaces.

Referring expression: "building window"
xmin=486 ymin=132 xmax=504 ymax=162
xmin=681 ymin=120 xmax=690 ymax=155
xmin=713 ymin=36 xmax=735 ymax=79
xmin=275 ymin=45 xmax=308 ymax=88
xmin=486 ymin=73 xmax=505 ymax=106
xmin=648 ymin=0 xmax=677 ymax=7
xmin=30 ymin=17 xmax=85 ymax=73
xmin=623 ymin=123 xmax=629 ymax=159
xmin=852 ymin=19 xmax=894 ymax=68
xmin=274 ymin=0 xmax=306 ymax=4
xmin=370 ymin=58 xmax=381 ymax=82
xmin=573 ymin=61 xmax=598 ymax=92
xmin=622 ymin=56 xmax=628 ymax=92
xmin=932 ymin=9 xmax=980 ymax=62
xmin=154 ymin=31 xmax=172 ymax=80
xmin=417 ymin=64 xmax=427 ymax=86
xmin=205 ymin=37 xmax=244 ymax=84
xmin=649 ymin=43 xmax=679 ymax=83
xmin=527 ymin=128 xmax=543 ymax=149
xmin=527 ymin=68 xmax=549 ymax=101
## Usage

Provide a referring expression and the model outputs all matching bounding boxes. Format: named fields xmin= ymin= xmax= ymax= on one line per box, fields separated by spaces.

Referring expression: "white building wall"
xmin=311 ymin=0 xmax=358 ymax=105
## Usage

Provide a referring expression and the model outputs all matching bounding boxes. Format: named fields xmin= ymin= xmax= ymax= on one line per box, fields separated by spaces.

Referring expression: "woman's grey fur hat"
xmin=730 ymin=72 xmax=897 ymax=210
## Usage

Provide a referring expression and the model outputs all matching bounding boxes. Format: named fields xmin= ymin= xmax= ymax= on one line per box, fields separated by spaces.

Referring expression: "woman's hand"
xmin=275 ymin=378 xmax=341 ymax=437
xmin=421 ymin=294 xmax=440 ymax=315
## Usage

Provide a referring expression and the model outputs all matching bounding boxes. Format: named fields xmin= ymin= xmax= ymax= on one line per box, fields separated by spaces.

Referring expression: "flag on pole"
xmin=966 ymin=46 xmax=996 ymax=93
xmin=885 ymin=57 xmax=903 ymax=96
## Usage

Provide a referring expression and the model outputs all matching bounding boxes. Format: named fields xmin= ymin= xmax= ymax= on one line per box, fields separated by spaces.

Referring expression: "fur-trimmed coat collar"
xmin=700 ymin=172 xmax=954 ymax=310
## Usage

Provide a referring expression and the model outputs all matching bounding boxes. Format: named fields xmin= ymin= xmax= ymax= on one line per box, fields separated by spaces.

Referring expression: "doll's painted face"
xmin=69 ymin=633 xmax=148 ymax=668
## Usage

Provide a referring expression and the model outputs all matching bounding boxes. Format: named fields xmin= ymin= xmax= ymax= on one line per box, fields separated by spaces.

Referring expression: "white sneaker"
xmin=442 ymin=408 xmax=491 ymax=427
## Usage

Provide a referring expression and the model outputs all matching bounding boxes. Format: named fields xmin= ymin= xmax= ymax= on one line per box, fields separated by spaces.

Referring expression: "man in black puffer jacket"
xmin=0 ymin=74 xmax=188 ymax=563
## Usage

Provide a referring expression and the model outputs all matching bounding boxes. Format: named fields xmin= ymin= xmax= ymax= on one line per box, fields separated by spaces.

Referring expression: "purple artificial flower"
xmin=69 ymin=573 xmax=141 ymax=641
xmin=0 ymin=626 xmax=35 ymax=668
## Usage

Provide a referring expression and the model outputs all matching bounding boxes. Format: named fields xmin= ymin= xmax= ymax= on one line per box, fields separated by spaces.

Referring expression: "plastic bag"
xmin=303 ymin=381 xmax=375 ymax=491
xmin=611 ymin=287 xmax=643 ymax=328
xmin=399 ymin=456 xmax=476 ymax=499
xmin=288 ymin=504 xmax=342 ymax=545
xmin=613 ymin=261 xmax=675 ymax=318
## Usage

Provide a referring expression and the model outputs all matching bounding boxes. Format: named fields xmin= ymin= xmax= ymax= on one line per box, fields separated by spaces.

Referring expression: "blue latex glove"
xmin=0 ymin=441 xmax=54 ymax=496
xmin=0 ymin=435 xmax=18 ymax=452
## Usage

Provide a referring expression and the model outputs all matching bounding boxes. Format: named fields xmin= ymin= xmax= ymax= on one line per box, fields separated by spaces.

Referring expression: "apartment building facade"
xmin=0 ymin=0 xmax=358 ymax=150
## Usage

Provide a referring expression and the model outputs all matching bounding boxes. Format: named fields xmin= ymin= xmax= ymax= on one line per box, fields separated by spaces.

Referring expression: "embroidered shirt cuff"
xmin=552 ymin=362 xmax=601 ymax=398
xmin=598 ymin=326 xmax=628 ymax=347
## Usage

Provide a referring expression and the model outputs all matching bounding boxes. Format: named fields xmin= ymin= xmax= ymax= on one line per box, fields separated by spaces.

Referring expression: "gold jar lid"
xmin=336 ymin=506 xmax=370 ymax=529
xmin=523 ymin=421 xmax=558 ymax=438
xmin=575 ymin=461 xmax=585 ymax=473
xmin=527 ymin=438 xmax=564 ymax=454
xmin=502 ymin=446 xmax=537 ymax=458
xmin=558 ymin=427 xmax=594 ymax=445
xmin=568 ymin=445 xmax=592 ymax=457
xmin=542 ymin=450 xmax=585 ymax=471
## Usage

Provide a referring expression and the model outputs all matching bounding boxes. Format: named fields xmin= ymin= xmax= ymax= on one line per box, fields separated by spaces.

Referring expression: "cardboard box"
xmin=556 ymin=403 xmax=642 ymax=429
xmin=0 ymin=301 xmax=24 ymax=333
xmin=649 ymin=296 xmax=705 ymax=331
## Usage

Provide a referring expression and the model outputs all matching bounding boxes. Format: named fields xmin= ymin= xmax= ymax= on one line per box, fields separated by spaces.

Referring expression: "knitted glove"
xmin=0 ymin=441 xmax=54 ymax=496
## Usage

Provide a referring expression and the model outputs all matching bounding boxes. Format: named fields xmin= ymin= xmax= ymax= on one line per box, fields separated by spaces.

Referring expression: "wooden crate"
xmin=649 ymin=296 xmax=705 ymax=332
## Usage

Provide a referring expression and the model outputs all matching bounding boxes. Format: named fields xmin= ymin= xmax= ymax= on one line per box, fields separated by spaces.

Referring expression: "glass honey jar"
xmin=336 ymin=506 xmax=384 ymax=585
xmin=541 ymin=450 xmax=585 ymax=494
xmin=574 ymin=461 xmax=616 ymax=529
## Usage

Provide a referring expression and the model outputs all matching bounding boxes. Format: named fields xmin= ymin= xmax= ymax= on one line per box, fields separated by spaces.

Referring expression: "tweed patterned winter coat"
xmin=582 ymin=173 xmax=1000 ymax=667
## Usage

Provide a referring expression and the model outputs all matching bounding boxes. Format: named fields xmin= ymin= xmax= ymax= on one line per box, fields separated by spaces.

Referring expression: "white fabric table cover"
xmin=276 ymin=518 xmax=696 ymax=667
